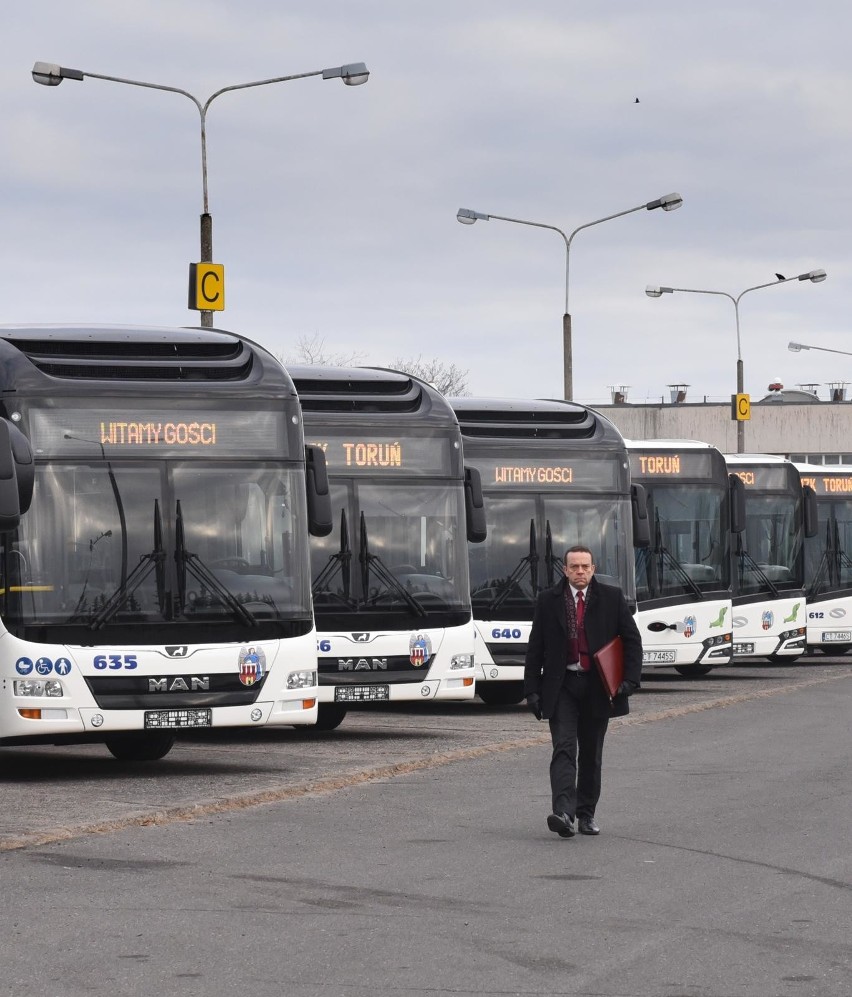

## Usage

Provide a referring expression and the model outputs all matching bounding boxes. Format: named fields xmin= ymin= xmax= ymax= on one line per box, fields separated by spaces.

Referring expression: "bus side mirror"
xmin=305 ymin=445 xmax=333 ymax=537
xmin=729 ymin=473 xmax=746 ymax=534
xmin=464 ymin=466 xmax=487 ymax=543
xmin=0 ymin=420 xmax=25 ymax=532
xmin=803 ymin=484 xmax=818 ymax=539
xmin=631 ymin=482 xmax=650 ymax=548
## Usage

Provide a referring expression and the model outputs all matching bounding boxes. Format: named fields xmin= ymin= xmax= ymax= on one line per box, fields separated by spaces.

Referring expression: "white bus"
xmin=725 ymin=454 xmax=816 ymax=661
xmin=1 ymin=324 xmax=330 ymax=760
xmin=794 ymin=463 xmax=852 ymax=655
xmin=290 ymin=366 xmax=486 ymax=729
xmin=450 ymin=398 xmax=641 ymax=705
xmin=627 ymin=440 xmax=740 ymax=676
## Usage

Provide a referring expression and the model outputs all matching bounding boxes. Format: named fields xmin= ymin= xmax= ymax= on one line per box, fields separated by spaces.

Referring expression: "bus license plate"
xmin=733 ymin=642 xmax=755 ymax=655
xmin=335 ymin=685 xmax=390 ymax=703
xmin=144 ymin=708 xmax=212 ymax=729
xmin=642 ymin=650 xmax=676 ymax=663
xmin=822 ymin=631 xmax=851 ymax=642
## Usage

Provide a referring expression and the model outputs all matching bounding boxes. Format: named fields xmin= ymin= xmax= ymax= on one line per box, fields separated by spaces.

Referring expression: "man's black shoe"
xmin=577 ymin=815 xmax=600 ymax=835
xmin=547 ymin=812 xmax=575 ymax=838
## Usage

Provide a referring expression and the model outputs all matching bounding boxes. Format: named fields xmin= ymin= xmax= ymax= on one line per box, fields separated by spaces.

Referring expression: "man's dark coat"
xmin=523 ymin=575 xmax=643 ymax=719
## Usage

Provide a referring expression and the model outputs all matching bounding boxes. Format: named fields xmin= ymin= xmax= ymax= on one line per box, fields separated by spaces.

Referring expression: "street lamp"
xmin=789 ymin=340 xmax=850 ymax=357
xmin=456 ymin=194 xmax=683 ymax=400
xmin=646 ymin=269 xmax=827 ymax=453
xmin=32 ymin=59 xmax=369 ymax=327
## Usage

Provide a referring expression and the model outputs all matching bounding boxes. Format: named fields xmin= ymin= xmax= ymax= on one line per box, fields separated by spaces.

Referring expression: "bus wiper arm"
xmin=545 ymin=520 xmax=561 ymax=587
xmin=359 ymin=513 xmax=426 ymax=617
xmin=175 ymin=500 xmax=257 ymax=627
xmin=312 ymin=508 xmax=355 ymax=605
xmin=736 ymin=538 xmax=780 ymax=598
xmin=488 ymin=519 xmax=539 ymax=614
xmin=88 ymin=500 xmax=166 ymax=630
xmin=654 ymin=511 xmax=703 ymax=600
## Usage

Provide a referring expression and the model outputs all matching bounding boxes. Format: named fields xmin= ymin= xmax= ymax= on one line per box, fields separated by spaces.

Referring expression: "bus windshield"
xmin=736 ymin=492 xmax=804 ymax=595
xmin=804 ymin=498 xmax=852 ymax=597
xmin=310 ymin=479 xmax=470 ymax=627
xmin=635 ymin=484 xmax=728 ymax=600
xmin=469 ymin=493 xmax=631 ymax=619
xmin=1 ymin=460 xmax=312 ymax=640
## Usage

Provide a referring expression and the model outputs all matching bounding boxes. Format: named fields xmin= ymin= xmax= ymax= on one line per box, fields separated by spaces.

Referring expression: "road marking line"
xmin=1 ymin=669 xmax=848 ymax=852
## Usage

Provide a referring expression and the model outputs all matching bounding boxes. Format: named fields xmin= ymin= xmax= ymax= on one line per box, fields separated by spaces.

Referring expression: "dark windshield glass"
xmin=635 ymin=484 xmax=729 ymax=601
xmin=736 ymin=493 xmax=803 ymax=595
xmin=310 ymin=480 xmax=470 ymax=627
xmin=804 ymin=498 xmax=852 ymax=597
xmin=1 ymin=461 xmax=312 ymax=639
xmin=469 ymin=493 xmax=632 ymax=620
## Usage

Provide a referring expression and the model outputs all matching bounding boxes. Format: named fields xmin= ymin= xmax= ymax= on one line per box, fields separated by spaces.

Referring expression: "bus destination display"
xmin=308 ymin=435 xmax=452 ymax=476
xmin=29 ymin=405 xmax=284 ymax=458
xmin=629 ymin=452 xmax=713 ymax=479
xmin=730 ymin=467 xmax=790 ymax=491
xmin=797 ymin=472 xmax=852 ymax=496
xmin=474 ymin=457 xmax=621 ymax=490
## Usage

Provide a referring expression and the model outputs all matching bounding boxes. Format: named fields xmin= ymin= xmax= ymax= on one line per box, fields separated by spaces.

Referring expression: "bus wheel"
xmin=314 ymin=704 xmax=347 ymax=731
xmin=105 ymin=733 xmax=175 ymax=762
xmin=674 ymin=663 xmax=713 ymax=677
xmin=477 ymin=681 xmax=525 ymax=706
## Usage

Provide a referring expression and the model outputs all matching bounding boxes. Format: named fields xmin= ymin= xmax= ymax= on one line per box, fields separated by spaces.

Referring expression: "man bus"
xmin=450 ymin=397 xmax=642 ymax=705
xmin=0 ymin=324 xmax=328 ymax=760
xmin=290 ymin=366 xmax=486 ymax=730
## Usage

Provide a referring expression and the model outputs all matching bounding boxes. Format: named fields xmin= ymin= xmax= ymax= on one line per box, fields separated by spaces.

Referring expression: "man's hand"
xmin=526 ymin=693 xmax=542 ymax=720
xmin=616 ymin=680 xmax=638 ymax=697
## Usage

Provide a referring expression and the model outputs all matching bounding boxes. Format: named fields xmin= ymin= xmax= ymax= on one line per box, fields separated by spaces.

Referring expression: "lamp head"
xmin=323 ymin=62 xmax=369 ymax=86
xmin=645 ymin=285 xmax=673 ymax=298
xmin=457 ymin=208 xmax=488 ymax=225
xmin=788 ymin=342 xmax=806 ymax=352
xmin=646 ymin=192 xmax=683 ymax=212
xmin=802 ymin=268 xmax=827 ymax=283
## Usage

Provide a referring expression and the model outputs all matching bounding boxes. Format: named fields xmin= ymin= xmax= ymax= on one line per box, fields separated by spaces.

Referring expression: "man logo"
xmin=165 ymin=645 xmax=189 ymax=657
xmin=149 ymin=676 xmax=210 ymax=693
xmin=352 ymin=632 xmax=371 ymax=642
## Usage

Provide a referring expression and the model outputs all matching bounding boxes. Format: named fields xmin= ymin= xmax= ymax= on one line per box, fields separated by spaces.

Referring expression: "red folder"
xmin=594 ymin=636 xmax=624 ymax=700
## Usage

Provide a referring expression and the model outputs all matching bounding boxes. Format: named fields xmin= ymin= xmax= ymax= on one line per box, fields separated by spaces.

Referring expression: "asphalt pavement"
xmin=1 ymin=660 xmax=850 ymax=997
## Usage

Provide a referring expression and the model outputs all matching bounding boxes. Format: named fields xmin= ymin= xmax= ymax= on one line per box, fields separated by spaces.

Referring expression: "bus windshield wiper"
xmin=88 ymin=500 xmax=166 ymax=630
xmin=175 ymin=500 xmax=257 ymax=627
xmin=488 ymin=519 xmax=539 ymax=614
xmin=312 ymin=508 xmax=355 ymax=605
xmin=358 ymin=512 xmax=426 ymax=617
xmin=545 ymin=520 xmax=561 ymax=587
xmin=735 ymin=535 xmax=780 ymax=598
xmin=653 ymin=511 xmax=703 ymax=600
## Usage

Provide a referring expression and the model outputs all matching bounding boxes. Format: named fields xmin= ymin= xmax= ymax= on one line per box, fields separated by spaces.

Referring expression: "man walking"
xmin=524 ymin=545 xmax=642 ymax=838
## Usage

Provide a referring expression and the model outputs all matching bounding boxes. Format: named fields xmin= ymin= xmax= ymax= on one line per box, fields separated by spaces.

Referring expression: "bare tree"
xmin=389 ymin=355 xmax=470 ymax=396
xmin=282 ymin=333 xmax=366 ymax=367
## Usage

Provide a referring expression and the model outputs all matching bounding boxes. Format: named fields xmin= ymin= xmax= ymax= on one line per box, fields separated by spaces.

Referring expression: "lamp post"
xmin=457 ymin=193 xmax=683 ymax=400
xmin=32 ymin=60 xmax=369 ymax=327
xmin=646 ymin=269 xmax=827 ymax=453
xmin=789 ymin=340 xmax=850 ymax=357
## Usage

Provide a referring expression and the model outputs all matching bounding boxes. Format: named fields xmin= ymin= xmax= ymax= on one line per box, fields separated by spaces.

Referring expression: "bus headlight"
xmin=14 ymin=680 xmax=64 ymax=697
xmin=287 ymin=670 xmax=317 ymax=689
xmin=450 ymin=654 xmax=474 ymax=670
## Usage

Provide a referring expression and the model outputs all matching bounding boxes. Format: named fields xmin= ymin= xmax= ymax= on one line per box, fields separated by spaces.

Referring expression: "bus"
xmin=794 ymin=463 xmax=852 ymax=654
xmin=289 ymin=366 xmax=486 ymax=729
xmin=724 ymin=454 xmax=815 ymax=661
xmin=627 ymin=440 xmax=740 ymax=676
xmin=450 ymin=398 xmax=641 ymax=705
xmin=1 ymin=324 xmax=329 ymax=761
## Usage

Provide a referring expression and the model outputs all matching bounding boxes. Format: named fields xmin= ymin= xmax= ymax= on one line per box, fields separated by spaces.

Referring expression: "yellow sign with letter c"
xmin=188 ymin=263 xmax=225 ymax=312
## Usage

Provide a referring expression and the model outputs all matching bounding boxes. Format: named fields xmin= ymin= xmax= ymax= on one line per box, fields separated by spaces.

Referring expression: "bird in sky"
xmin=634 ymin=97 xmax=640 ymax=103
xmin=775 ymin=273 xmax=786 ymax=280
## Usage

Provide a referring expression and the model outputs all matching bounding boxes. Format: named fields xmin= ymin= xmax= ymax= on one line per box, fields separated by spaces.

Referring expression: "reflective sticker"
xmin=239 ymin=646 xmax=266 ymax=686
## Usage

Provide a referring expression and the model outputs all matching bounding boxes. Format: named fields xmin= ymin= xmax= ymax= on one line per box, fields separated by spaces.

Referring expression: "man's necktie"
xmin=576 ymin=591 xmax=590 ymax=670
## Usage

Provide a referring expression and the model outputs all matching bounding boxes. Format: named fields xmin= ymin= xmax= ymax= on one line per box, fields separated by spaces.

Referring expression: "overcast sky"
xmin=3 ymin=1 xmax=851 ymax=405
